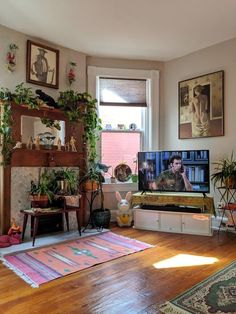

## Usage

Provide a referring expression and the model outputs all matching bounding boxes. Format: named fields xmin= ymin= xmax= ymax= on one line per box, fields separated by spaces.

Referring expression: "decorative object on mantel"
xmin=67 ymin=61 xmax=77 ymax=85
xmin=26 ymin=136 xmax=33 ymax=149
xmin=6 ymin=43 xmax=19 ymax=73
xmin=35 ymin=136 xmax=40 ymax=150
xmin=13 ymin=141 xmax=22 ymax=149
xmin=39 ymin=132 xmax=55 ymax=150
xmin=57 ymin=138 xmax=62 ymax=151
xmin=70 ymin=136 xmax=77 ymax=152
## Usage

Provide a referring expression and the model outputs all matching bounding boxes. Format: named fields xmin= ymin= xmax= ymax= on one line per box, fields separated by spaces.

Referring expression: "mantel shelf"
xmin=11 ymin=146 xmax=84 ymax=167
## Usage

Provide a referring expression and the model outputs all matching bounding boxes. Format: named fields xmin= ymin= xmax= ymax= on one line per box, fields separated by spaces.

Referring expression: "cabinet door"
xmin=159 ymin=212 xmax=182 ymax=233
xmin=134 ymin=210 xmax=160 ymax=231
xmin=182 ymin=214 xmax=212 ymax=236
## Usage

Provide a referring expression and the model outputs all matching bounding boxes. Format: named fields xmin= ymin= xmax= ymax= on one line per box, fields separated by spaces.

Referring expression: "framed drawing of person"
xmin=178 ymin=70 xmax=224 ymax=139
xmin=26 ymin=40 xmax=59 ymax=89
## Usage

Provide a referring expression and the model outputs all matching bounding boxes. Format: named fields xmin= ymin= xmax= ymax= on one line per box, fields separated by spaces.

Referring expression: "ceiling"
xmin=1 ymin=0 xmax=236 ymax=61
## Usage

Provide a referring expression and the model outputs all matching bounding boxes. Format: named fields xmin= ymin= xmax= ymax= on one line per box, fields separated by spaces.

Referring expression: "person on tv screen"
xmin=152 ymin=154 xmax=193 ymax=191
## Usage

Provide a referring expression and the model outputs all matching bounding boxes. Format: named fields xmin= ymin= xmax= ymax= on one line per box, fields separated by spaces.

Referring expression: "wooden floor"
xmin=0 ymin=225 xmax=235 ymax=314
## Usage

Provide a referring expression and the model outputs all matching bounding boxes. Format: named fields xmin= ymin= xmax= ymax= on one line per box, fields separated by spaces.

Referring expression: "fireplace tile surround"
xmin=11 ymin=167 xmax=79 ymax=240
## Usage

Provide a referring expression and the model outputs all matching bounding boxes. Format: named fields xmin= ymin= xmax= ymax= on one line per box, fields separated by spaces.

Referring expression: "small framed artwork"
xmin=26 ymin=40 xmax=59 ymax=89
xmin=178 ymin=70 xmax=224 ymax=139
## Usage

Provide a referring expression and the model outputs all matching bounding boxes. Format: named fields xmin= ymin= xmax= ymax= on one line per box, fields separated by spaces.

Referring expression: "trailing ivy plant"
xmin=13 ymin=83 xmax=38 ymax=109
xmin=57 ymin=90 xmax=102 ymax=165
xmin=40 ymin=117 xmax=61 ymax=130
xmin=0 ymin=88 xmax=14 ymax=166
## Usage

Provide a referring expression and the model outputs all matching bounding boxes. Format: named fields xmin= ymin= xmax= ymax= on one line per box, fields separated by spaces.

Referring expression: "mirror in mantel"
xmin=21 ymin=115 xmax=65 ymax=145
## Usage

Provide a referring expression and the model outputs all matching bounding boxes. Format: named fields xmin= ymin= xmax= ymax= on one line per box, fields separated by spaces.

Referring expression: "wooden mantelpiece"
xmin=11 ymin=148 xmax=84 ymax=167
xmin=1 ymin=103 xmax=86 ymax=234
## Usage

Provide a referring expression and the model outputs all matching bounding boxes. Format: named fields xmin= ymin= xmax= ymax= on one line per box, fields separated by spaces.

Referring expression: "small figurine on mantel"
xmin=27 ymin=136 xmax=34 ymax=149
xmin=57 ymin=137 xmax=62 ymax=151
xmin=65 ymin=142 xmax=70 ymax=152
xmin=70 ymin=136 xmax=77 ymax=152
xmin=35 ymin=135 xmax=40 ymax=150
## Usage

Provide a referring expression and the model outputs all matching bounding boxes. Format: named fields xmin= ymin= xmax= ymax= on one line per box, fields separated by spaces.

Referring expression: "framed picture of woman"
xmin=26 ymin=40 xmax=59 ymax=89
xmin=178 ymin=70 xmax=224 ymax=139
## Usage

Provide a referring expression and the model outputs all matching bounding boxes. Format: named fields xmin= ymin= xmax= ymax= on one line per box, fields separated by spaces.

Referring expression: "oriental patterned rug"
xmin=2 ymin=231 xmax=153 ymax=288
xmin=146 ymin=261 xmax=236 ymax=314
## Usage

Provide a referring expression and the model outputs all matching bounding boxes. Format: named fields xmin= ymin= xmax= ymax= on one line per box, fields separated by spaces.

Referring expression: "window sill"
xmin=103 ymin=182 xmax=138 ymax=192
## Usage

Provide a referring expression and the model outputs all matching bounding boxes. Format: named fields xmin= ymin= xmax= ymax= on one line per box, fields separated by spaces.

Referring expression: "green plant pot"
xmin=131 ymin=174 xmax=138 ymax=183
xmin=92 ymin=208 xmax=111 ymax=228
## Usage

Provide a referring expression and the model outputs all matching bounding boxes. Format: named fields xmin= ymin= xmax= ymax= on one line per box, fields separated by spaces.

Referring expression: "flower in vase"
xmin=6 ymin=43 xmax=19 ymax=73
xmin=67 ymin=62 xmax=77 ymax=85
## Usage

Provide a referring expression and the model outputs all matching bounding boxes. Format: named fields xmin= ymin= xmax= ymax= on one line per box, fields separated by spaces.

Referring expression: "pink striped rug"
xmin=3 ymin=232 xmax=153 ymax=287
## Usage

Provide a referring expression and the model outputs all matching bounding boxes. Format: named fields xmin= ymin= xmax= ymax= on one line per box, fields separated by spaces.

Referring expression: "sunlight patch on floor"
xmin=153 ymin=254 xmax=218 ymax=269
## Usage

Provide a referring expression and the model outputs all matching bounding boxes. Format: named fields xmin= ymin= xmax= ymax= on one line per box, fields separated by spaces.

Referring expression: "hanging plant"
xmin=57 ymin=90 xmax=102 ymax=164
xmin=6 ymin=43 xmax=19 ymax=73
xmin=40 ymin=117 xmax=61 ymax=130
xmin=0 ymin=88 xmax=14 ymax=166
xmin=67 ymin=62 xmax=77 ymax=85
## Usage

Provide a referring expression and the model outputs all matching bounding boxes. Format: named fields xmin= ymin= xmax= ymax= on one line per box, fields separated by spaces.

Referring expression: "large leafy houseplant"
xmin=211 ymin=152 xmax=236 ymax=188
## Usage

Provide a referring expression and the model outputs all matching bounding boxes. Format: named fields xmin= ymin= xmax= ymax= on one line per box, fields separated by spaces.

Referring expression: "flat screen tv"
xmin=138 ymin=150 xmax=210 ymax=193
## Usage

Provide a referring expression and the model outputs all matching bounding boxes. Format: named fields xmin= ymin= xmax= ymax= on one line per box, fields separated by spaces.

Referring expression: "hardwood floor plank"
xmin=0 ymin=226 xmax=235 ymax=314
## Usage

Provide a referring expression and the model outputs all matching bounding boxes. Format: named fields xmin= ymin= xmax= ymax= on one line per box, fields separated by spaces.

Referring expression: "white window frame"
xmin=87 ymin=66 xmax=160 ymax=189
xmin=88 ymin=66 xmax=160 ymax=150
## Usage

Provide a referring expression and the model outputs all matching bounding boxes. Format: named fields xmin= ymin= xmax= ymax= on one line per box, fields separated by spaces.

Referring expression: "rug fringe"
xmin=159 ymin=302 xmax=191 ymax=314
xmin=3 ymin=260 xmax=39 ymax=288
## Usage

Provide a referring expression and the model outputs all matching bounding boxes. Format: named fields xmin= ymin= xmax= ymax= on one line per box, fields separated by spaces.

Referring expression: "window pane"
xmin=99 ymin=78 xmax=147 ymax=106
xmin=99 ymin=106 xmax=143 ymax=130
xmin=101 ymin=132 xmax=140 ymax=177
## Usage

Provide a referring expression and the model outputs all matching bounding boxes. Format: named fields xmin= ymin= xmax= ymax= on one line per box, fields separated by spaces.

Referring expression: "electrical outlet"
xmin=217 ymin=201 xmax=224 ymax=208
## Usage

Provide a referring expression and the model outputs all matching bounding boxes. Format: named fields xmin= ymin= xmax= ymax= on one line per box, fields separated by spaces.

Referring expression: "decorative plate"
xmin=114 ymin=163 xmax=132 ymax=182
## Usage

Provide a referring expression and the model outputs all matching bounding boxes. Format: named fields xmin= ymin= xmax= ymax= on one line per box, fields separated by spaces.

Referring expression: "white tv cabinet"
xmin=131 ymin=192 xmax=214 ymax=236
xmin=133 ymin=208 xmax=212 ymax=236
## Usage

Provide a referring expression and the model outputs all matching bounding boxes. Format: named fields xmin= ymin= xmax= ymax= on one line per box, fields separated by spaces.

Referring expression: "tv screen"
xmin=138 ymin=150 xmax=210 ymax=193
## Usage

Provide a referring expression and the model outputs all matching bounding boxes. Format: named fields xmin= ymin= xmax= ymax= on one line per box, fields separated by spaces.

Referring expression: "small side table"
xmin=217 ymin=187 xmax=236 ymax=233
xmin=21 ymin=204 xmax=81 ymax=246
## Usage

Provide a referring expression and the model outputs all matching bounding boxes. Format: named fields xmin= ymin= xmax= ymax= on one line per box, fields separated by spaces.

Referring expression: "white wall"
xmin=163 ymin=37 xmax=236 ymax=198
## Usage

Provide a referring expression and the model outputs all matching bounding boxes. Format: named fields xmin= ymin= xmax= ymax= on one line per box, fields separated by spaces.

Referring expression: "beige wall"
xmin=0 ymin=24 xmax=87 ymax=96
xmin=164 ymin=37 xmax=236 ymax=196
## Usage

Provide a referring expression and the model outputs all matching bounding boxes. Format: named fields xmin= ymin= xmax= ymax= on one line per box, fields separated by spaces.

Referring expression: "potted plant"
xmin=80 ymin=163 xmax=111 ymax=229
xmin=30 ymin=169 xmax=54 ymax=208
xmin=211 ymin=152 xmax=236 ymax=188
xmin=51 ymin=168 xmax=80 ymax=206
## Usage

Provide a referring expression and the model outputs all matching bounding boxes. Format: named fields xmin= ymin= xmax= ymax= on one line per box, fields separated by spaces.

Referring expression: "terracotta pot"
xmin=224 ymin=177 xmax=236 ymax=189
xmin=84 ymin=180 xmax=99 ymax=191
xmin=30 ymin=195 xmax=49 ymax=208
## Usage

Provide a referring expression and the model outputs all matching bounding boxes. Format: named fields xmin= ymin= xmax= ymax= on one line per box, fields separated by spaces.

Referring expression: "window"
xmin=87 ymin=67 xmax=160 ymax=181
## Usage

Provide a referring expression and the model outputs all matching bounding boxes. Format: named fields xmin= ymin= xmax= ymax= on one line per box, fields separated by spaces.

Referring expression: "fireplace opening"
xmin=31 ymin=214 xmax=63 ymax=236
